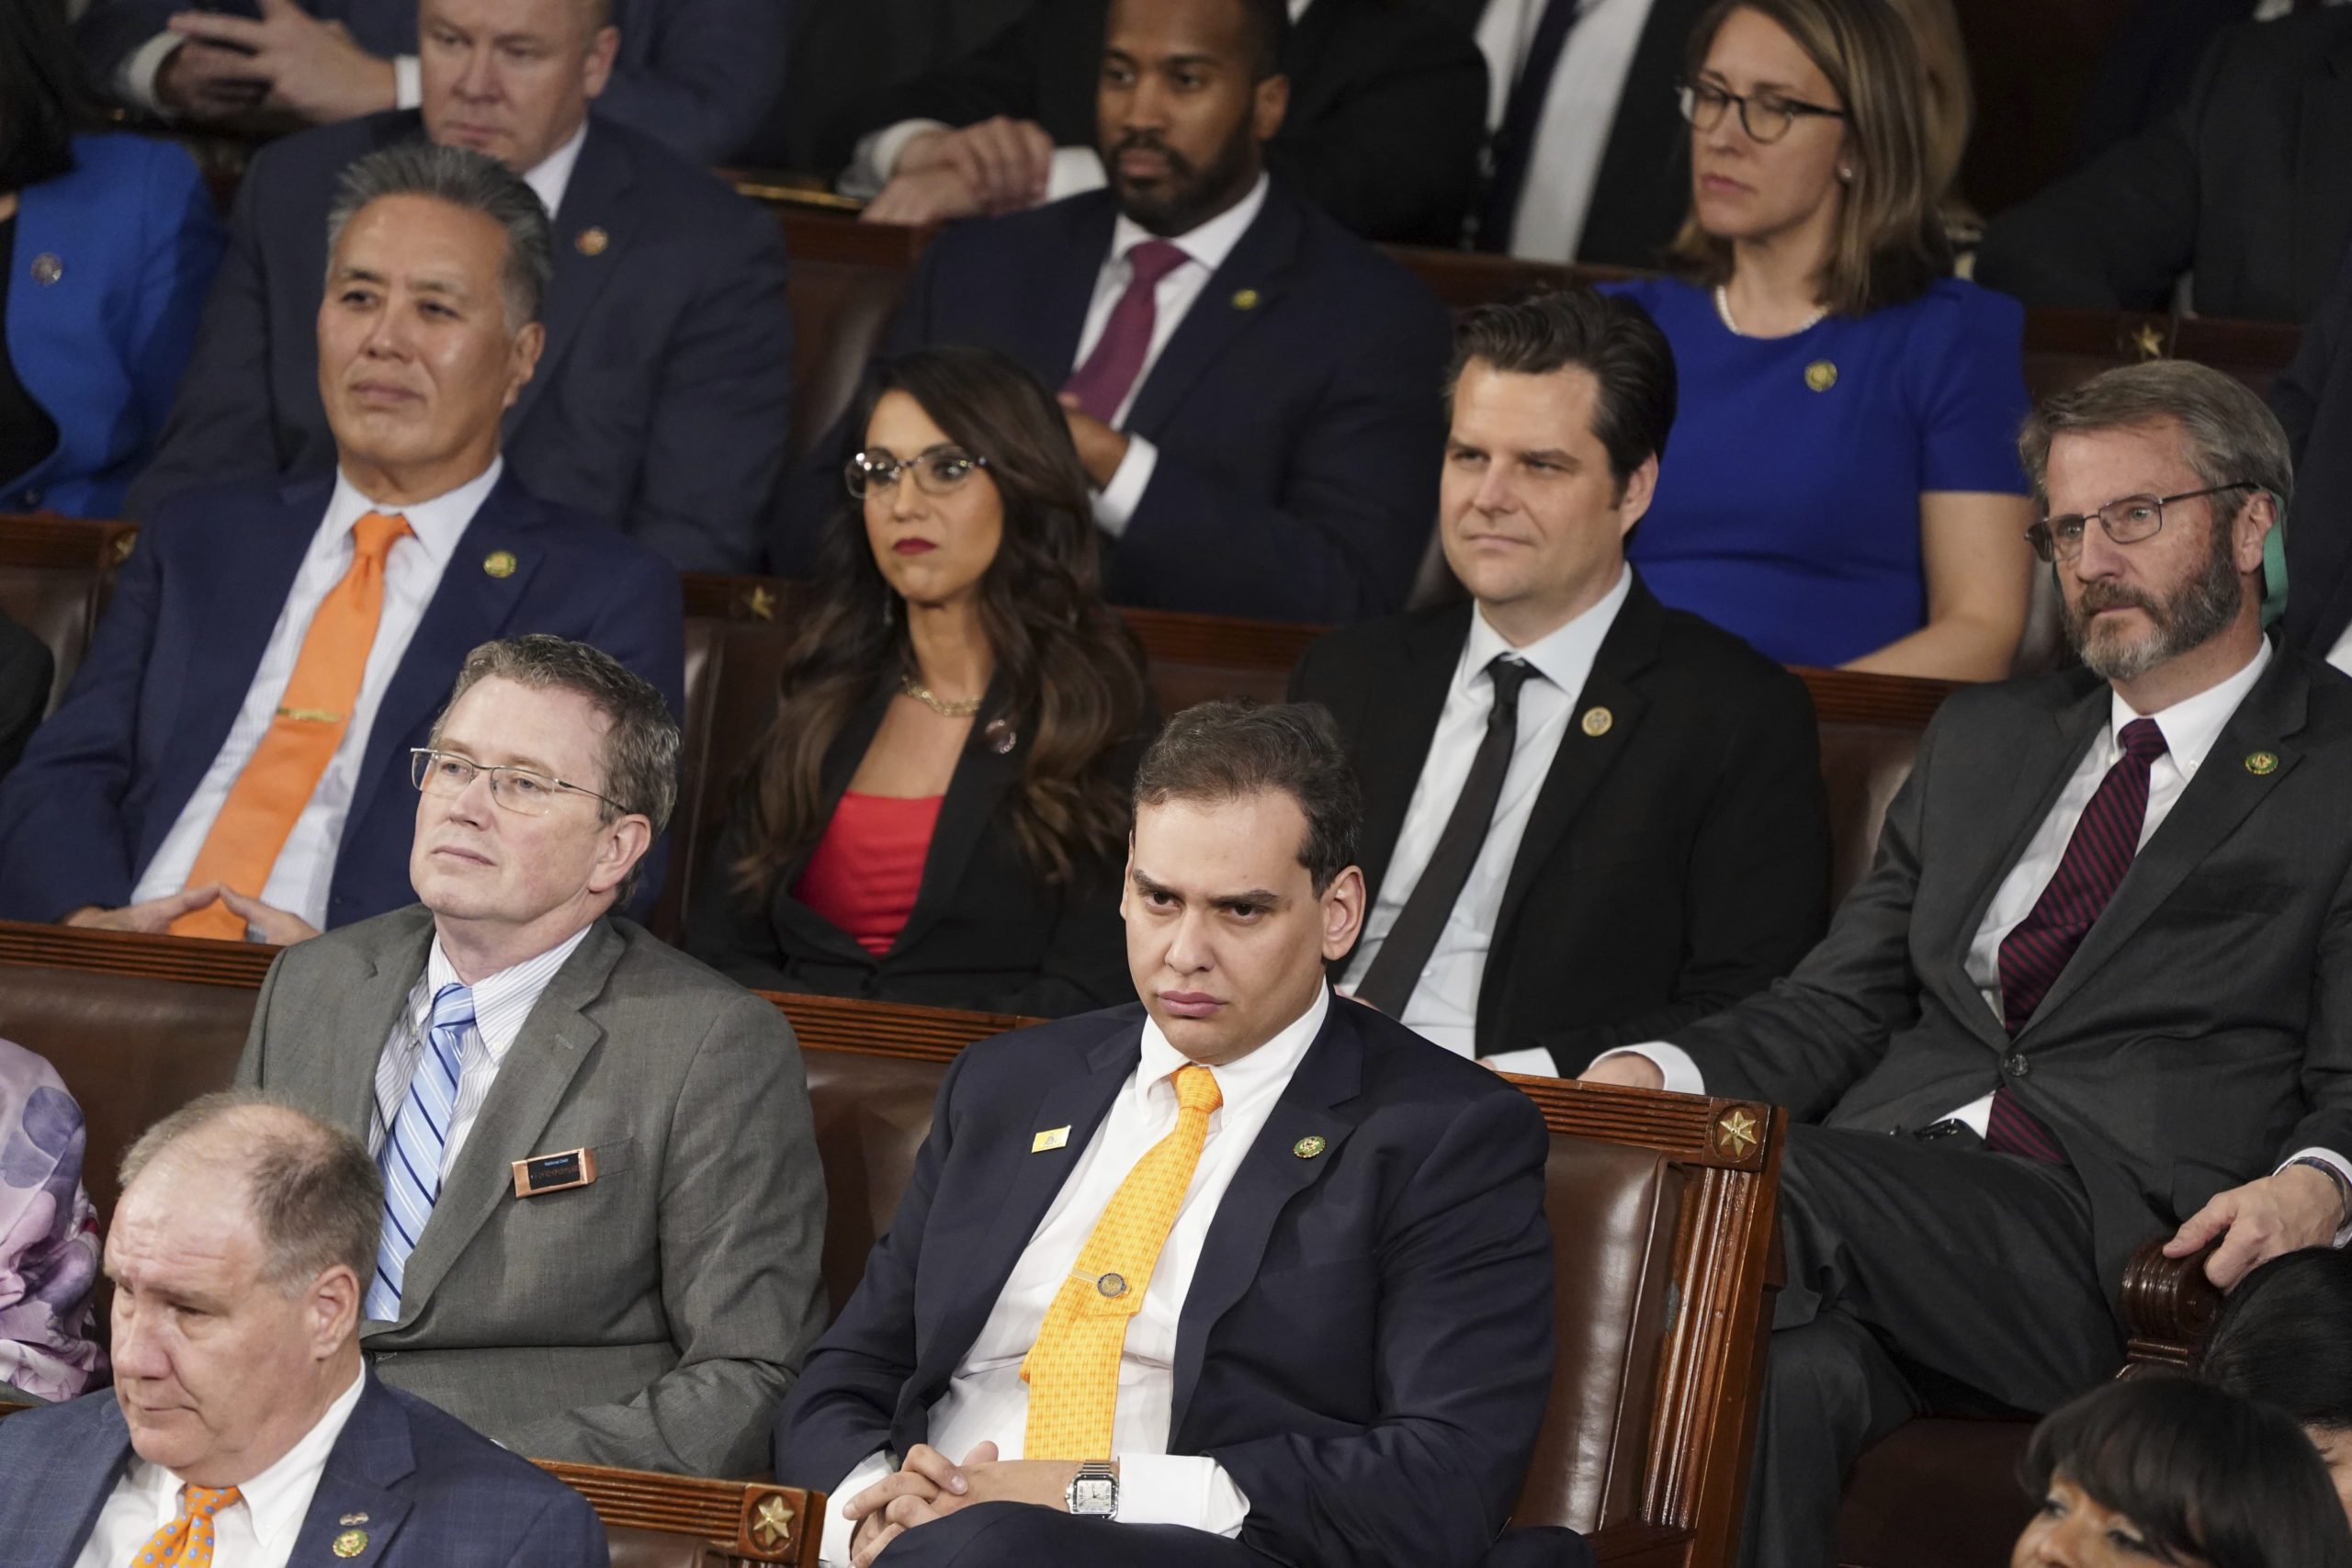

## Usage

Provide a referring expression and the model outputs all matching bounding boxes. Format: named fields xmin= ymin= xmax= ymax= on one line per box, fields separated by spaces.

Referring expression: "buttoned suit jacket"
xmin=0 ymin=1372 xmax=609 ymax=1568
xmin=776 ymin=180 xmax=1453 ymax=622
xmin=1290 ymin=576 xmax=1830 ymax=1072
xmin=773 ymin=997 xmax=1560 ymax=1568
xmin=1667 ymin=652 xmax=2352 ymax=1310
xmin=124 ymin=109 xmax=793 ymax=571
xmin=234 ymin=907 xmax=829 ymax=1478
xmin=0 ymin=468 xmax=684 ymax=929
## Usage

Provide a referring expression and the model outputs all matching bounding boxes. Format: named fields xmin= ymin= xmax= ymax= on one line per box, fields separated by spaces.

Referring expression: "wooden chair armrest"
xmin=1588 ymin=1520 xmax=1698 ymax=1566
xmin=2120 ymin=1238 xmax=2222 ymax=1371
xmin=533 ymin=1459 xmax=823 ymax=1567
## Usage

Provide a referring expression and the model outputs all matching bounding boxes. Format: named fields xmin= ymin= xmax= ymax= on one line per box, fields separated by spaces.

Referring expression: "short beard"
xmin=1109 ymin=123 xmax=1259 ymax=237
xmin=2064 ymin=520 xmax=2245 ymax=682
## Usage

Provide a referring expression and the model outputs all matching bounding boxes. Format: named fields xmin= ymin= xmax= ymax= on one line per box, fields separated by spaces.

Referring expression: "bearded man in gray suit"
xmin=1582 ymin=361 xmax=2352 ymax=1567
xmin=236 ymin=633 xmax=826 ymax=1477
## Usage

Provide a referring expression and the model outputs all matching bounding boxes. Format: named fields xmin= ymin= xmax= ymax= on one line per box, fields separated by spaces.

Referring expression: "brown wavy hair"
xmin=730 ymin=345 xmax=1150 ymax=897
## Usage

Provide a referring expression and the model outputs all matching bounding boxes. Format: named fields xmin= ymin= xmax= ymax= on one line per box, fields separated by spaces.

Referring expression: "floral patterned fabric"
xmin=0 ymin=1037 xmax=102 ymax=1401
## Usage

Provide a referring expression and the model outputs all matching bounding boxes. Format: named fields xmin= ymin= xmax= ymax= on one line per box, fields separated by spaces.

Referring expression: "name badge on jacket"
xmin=512 ymin=1147 xmax=598 ymax=1198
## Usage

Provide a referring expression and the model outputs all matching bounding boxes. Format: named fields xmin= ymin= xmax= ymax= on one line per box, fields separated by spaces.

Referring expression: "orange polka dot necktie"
xmin=129 ymin=1484 xmax=241 ymax=1568
xmin=1022 ymin=1063 xmax=1222 ymax=1460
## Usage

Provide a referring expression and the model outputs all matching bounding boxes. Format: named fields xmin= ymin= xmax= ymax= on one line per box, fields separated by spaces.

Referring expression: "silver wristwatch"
xmin=1066 ymin=1461 xmax=1118 ymax=1518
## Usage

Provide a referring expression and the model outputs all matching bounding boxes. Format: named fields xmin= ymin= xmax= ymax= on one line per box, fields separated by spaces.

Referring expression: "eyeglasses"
xmin=1677 ymin=80 xmax=1846 ymax=144
xmin=2025 ymin=483 xmax=2257 ymax=564
xmin=844 ymin=444 xmax=991 ymax=500
xmin=410 ymin=748 xmax=617 ymax=817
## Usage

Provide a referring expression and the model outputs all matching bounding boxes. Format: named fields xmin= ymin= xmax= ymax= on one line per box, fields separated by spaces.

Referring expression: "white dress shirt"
xmin=1476 ymin=0 xmax=1662 ymax=261
xmin=1341 ymin=571 xmax=1633 ymax=1064
xmin=518 ymin=121 xmax=590 ymax=220
xmin=130 ymin=462 xmax=500 ymax=931
xmin=817 ymin=987 xmax=1332 ymax=1567
xmin=73 ymin=1367 xmax=366 ymax=1568
xmin=367 ymin=927 xmax=591 ymax=1187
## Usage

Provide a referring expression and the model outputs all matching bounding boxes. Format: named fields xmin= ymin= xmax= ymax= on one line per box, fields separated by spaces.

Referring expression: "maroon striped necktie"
xmin=1987 ymin=716 xmax=2169 ymax=1163
xmin=1062 ymin=239 xmax=1190 ymax=424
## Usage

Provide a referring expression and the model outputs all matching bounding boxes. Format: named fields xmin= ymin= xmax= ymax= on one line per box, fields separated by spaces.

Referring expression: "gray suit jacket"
xmin=1669 ymin=651 xmax=2352 ymax=1310
xmin=235 ymin=906 xmax=827 ymax=1476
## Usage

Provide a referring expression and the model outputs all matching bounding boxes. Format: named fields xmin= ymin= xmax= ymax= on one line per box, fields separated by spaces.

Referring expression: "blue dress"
xmin=1601 ymin=275 xmax=2030 ymax=669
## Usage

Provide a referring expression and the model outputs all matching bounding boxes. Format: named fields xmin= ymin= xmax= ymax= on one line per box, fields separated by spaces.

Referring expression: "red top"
xmin=793 ymin=792 xmax=945 ymax=955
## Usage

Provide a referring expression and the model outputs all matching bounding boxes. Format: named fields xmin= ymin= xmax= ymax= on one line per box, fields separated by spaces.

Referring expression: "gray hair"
xmin=430 ymin=635 xmax=680 ymax=903
xmin=1134 ymin=700 xmax=1362 ymax=895
xmin=324 ymin=141 xmax=554 ymax=330
xmin=2019 ymin=360 xmax=2294 ymax=519
xmin=120 ymin=1094 xmax=381 ymax=1296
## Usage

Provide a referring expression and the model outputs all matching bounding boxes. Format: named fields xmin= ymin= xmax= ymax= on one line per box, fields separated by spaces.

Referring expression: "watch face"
xmin=1071 ymin=1476 xmax=1116 ymax=1514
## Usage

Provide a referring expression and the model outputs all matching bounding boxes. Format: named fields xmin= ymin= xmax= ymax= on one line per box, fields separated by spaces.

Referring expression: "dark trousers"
xmin=1739 ymin=1124 xmax=2125 ymax=1568
xmin=875 ymin=1503 xmax=1271 ymax=1567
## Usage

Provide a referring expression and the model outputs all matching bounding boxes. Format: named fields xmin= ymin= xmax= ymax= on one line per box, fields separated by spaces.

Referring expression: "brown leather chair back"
xmin=801 ymin=1048 xmax=944 ymax=1319
xmin=657 ymin=612 xmax=797 ymax=942
xmin=776 ymin=214 xmax=923 ymax=467
xmin=1815 ymin=720 xmax=1924 ymax=906
xmin=0 ymin=514 xmax=137 ymax=717
xmin=606 ymin=1526 xmax=727 ymax=1568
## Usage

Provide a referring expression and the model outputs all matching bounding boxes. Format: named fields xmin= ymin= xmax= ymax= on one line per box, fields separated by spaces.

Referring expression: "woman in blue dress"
xmin=1604 ymin=0 xmax=2034 ymax=678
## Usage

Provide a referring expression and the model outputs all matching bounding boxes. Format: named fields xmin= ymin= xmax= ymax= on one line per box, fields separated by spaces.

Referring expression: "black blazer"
xmin=1975 ymin=9 xmax=2352 ymax=323
xmin=2071 ymin=0 xmax=2255 ymax=167
xmin=0 ymin=608 xmax=50 ymax=784
xmin=774 ymin=996 xmax=1562 ymax=1568
xmin=2273 ymin=268 xmax=2352 ymax=658
xmin=1291 ymin=577 xmax=1830 ymax=1072
xmin=125 ymin=110 xmax=795 ymax=571
xmin=1670 ymin=654 xmax=2352 ymax=1312
xmin=1560 ymin=0 xmax=1715 ymax=269
xmin=683 ymin=677 xmax=1144 ymax=1017
xmin=821 ymin=0 xmax=1489 ymax=246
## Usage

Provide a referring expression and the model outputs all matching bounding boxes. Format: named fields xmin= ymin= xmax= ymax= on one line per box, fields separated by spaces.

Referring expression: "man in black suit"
xmin=775 ymin=699 xmax=1574 ymax=1568
xmin=1975 ymin=6 xmax=2352 ymax=323
xmin=2270 ymin=264 xmax=2352 ymax=667
xmin=1291 ymin=288 xmax=1827 ymax=1071
xmin=1583 ymin=359 xmax=2352 ymax=1567
xmin=829 ymin=0 xmax=1487 ymax=246
xmin=125 ymin=0 xmax=793 ymax=571
xmin=0 ymin=609 xmax=51 ymax=784
xmin=777 ymin=0 xmax=1453 ymax=621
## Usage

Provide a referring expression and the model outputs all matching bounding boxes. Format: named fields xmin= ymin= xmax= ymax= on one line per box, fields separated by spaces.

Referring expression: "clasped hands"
xmin=844 ymin=1442 xmax=1091 ymax=1568
xmin=863 ymin=118 xmax=1056 ymax=227
xmin=158 ymin=0 xmax=395 ymax=128
xmin=64 ymin=883 xmax=320 ymax=945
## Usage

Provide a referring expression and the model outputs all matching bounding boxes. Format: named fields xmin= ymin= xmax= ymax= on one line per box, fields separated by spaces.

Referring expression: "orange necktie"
xmin=127 ymin=1484 xmax=241 ymax=1568
xmin=172 ymin=512 xmax=411 ymax=941
xmin=1022 ymin=1064 xmax=1222 ymax=1460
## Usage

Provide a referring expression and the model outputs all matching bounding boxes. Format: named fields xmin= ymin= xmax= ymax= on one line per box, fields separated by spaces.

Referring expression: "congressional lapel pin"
xmin=1231 ymin=288 xmax=1261 ymax=310
xmin=29 ymin=254 xmax=63 ymax=287
xmin=512 ymin=1146 xmax=597 ymax=1198
xmin=1804 ymin=360 xmax=1838 ymax=392
xmin=1032 ymin=1125 xmax=1071 ymax=1154
xmin=482 ymin=549 xmax=518 ymax=579
xmin=333 ymin=1529 xmax=369 ymax=1559
xmin=1580 ymin=706 xmax=1613 ymax=738
xmin=2245 ymin=750 xmax=2279 ymax=776
xmin=339 ymin=1515 xmax=370 ymax=1527
xmin=576 ymin=226 xmax=610 ymax=257
xmin=1293 ymin=1134 xmax=1327 ymax=1159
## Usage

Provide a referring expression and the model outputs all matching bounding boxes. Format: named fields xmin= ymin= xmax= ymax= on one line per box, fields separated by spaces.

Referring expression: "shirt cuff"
xmin=1046 ymin=146 xmax=1109 ymax=201
xmin=1484 ymin=1046 xmax=1558 ymax=1077
xmin=1588 ymin=1043 xmax=1707 ymax=1097
xmin=120 ymin=31 xmax=185 ymax=116
xmin=1092 ymin=434 xmax=1158 ymax=536
xmin=841 ymin=118 xmax=952 ymax=198
xmin=2278 ymin=1146 xmax=2352 ymax=1249
xmin=1114 ymin=1453 xmax=1250 ymax=1536
xmin=393 ymin=53 xmax=422 ymax=110
xmin=819 ymin=1450 xmax=895 ymax=1568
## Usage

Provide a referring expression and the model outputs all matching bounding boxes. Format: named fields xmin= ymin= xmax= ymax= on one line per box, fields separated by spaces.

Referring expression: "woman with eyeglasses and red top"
xmin=684 ymin=345 xmax=1156 ymax=1015
xmin=1601 ymin=0 xmax=2037 ymax=681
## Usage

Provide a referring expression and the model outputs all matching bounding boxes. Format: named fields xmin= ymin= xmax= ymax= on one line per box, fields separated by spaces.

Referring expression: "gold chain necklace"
xmin=900 ymin=671 xmax=982 ymax=717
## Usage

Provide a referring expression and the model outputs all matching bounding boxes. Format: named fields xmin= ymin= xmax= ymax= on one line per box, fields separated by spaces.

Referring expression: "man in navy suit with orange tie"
xmin=0 ymin=141 xmax=682 ymax=942
xmin=775 ymin=701 xmax=1577 ymax=1568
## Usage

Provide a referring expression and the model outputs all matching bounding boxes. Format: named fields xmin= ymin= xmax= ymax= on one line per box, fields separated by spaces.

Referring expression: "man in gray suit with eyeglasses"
xmin=235 ymin=633 xmax=829 ymax=1478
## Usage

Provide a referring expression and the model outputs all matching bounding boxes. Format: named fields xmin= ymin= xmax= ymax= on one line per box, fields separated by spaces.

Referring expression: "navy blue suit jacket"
xmin=126 ymin=110 xmax=792 ymax=572
xmin=0 ymin=1373 xmax=609 ymax=1568
xmin=777 ymin=181 xmax=1452 ymax=622
xmin=74 ymin=0 xmax=785 ymax=163
xmin=773 ymin=996 xmax=1557 ymax=1568
xmin=0 ymin=468 xmax=685 ymax=928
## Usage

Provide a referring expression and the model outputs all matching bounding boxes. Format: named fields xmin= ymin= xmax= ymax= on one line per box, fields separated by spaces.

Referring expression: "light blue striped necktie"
xmin=366 ymin=981 xmax=473 ymax=1322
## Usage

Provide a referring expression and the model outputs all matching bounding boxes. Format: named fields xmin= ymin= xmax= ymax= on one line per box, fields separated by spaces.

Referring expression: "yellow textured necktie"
xmin=128 ymin=1484 xmax=241 ymax=1568
xmin=1022 ymin=1063 xmax=1222 ymax=1460
xmin=172 ymin=511 xmax=412 ymax=940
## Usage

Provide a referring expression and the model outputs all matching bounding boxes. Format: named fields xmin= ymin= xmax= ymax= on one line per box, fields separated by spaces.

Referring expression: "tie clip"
xmin=276 ymin=705 xmax=343 ymax=724
xmin=1031 ymin=1125 xmax=1070 ymax=1153
xmin=512 ymin=1146 xmax=597 ymax=1197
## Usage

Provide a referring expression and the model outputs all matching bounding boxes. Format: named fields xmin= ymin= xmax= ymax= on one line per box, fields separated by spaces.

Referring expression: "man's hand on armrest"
xmin=2165 ymin=1159 xmax=2349 ymax=1290
xmin=62 ymin=884 xmax=225 ymax=935
xmin=896 ymin=117 xmax=1054 ymax=212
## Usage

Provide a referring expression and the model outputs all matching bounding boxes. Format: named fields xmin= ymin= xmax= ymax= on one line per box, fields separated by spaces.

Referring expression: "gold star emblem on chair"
xmin=1714 ymin=1109 xmax=1760 ymax=1160
xmin=748 ymin=1495 xmax=796 ymax=1549
xmin=743 ymin=585 xmax=778 ymax=622
xmin=2130 ymin=322 xmax=2166 ymax=362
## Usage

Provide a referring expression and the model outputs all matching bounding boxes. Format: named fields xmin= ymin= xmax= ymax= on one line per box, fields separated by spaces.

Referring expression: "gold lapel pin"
xmin=2245 ymin=750 xmax=2279 ymax=776
xmin=29 ymin=254 xmax=62 ymax=287
xmin=1580 ymin=706 xmax=1613 ymax=738
xmin=1031 ymin=1125 xmax=1070 ymax=1153
xmin=575 ymin=226 xmax=610 ymax=257
xmin=482 ymin=550 xmax=517 ymax=579
xmin=333 ymin=1529 xmax=369 ymax=1558
xmin=1804 ymin=360 xmax=1838 ymax=392
xmin=1231 ymin=288 xmax=1260 ymax=310
xmin=340 ymin=1514 xmax=370 ymax=1526
xmin=1292 ymin=1134 xmax=1327 ymax=1159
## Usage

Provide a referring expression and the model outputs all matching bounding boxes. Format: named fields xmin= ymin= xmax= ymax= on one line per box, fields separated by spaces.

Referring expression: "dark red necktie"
xmin=1987 ymin=717 xmax=2169 ymax=1163
xmin=1062 ymin=239 xmax=1189 ymax=425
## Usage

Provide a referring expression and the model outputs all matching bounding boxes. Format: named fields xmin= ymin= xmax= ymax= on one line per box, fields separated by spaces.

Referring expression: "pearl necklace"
xmin=1714 ymin=283 xmax=1827 ymax=337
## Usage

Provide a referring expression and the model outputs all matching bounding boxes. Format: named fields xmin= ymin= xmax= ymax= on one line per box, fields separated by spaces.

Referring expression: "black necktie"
xmin=1476 ymin=0 xmax=1587 ymax=253
xmin=1354 ymin=657 xmax=1538 ymax=1018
